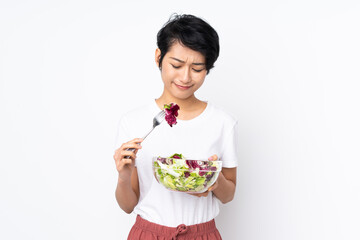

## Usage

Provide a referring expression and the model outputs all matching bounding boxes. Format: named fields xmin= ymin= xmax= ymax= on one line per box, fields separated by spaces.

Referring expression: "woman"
xmin=113 ymin=14 xmax=238 ymax=240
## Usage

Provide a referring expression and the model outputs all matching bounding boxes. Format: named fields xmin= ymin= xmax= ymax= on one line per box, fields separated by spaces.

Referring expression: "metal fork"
xmin=125 ymin=110 xmax=166 ymax=157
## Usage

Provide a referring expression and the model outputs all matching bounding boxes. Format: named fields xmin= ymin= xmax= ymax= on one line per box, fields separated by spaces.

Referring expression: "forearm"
xmin=115 ymin=177 xmax=138 ymax=214
xmin=212 ymin=172 xmax=236 ymax=204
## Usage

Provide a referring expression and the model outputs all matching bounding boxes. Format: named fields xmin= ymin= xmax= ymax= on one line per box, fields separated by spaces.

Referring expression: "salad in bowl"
xmin=152 ymin=153 xmax=222 ymax=193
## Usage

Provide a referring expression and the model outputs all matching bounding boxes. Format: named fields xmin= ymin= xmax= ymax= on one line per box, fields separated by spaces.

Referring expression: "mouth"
xmin=174 ymin=83 xmax=193 ymax=90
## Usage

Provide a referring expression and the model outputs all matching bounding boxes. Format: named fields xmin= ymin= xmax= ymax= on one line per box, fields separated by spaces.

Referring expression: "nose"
xmin=179 ymin=67 xmax=191 ymax=84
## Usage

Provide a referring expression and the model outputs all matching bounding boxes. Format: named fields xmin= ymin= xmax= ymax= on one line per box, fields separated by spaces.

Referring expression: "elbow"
xmin=220 ymin=195 xmax=234 ymax=204
xmin=124 ymin=209 xmax=132 ymax=214
xmin=122 ymin=207 xmax=134 ymax=214
xmin=115 ymin=192 xmax=137 ymax=214
xmin=219 ymin=189 xmax=236 ymax=204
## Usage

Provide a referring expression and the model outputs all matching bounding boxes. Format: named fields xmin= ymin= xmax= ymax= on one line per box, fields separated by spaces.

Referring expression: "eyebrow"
xmin=169 ymin=57 xmax=205 ymax=66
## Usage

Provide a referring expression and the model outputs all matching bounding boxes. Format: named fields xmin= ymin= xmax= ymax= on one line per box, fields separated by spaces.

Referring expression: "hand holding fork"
xmin=124 ymin=110 xmax=166 ymax=158
xmin=114 ymin=110 xmax=166 ymax=179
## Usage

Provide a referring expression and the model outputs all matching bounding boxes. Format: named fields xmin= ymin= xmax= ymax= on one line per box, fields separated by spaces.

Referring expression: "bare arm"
xmin=212 ymin=167 xmax=236 ymax=204
xmin=115 ymin=167 xmax=140 ymax=213
xmin=113 ymin=138 xmax=142 ymax=213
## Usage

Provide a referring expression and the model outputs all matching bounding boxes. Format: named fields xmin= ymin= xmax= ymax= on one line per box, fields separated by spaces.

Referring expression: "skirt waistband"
xmin=134 ymin=215 xmax=218 ymax=238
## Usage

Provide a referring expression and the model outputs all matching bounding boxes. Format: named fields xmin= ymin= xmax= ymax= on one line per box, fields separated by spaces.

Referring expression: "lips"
xmin=174 ymin=83 xmax=192 ymax=90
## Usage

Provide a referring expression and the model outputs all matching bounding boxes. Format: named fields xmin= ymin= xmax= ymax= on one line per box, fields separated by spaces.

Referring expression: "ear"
xmin=155 ymin=48 xmax=161 ymax=68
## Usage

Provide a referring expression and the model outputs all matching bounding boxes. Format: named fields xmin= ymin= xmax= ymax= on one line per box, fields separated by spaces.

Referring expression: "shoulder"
xmin=116 ymin=102 xmax=155 ymax=130
xmin=122 ymin=103 xmax=152 ymax=117
xmin=207 ymin=102 xmax=238 ymax=127
xmin=119 ymin=102 xmax=153 ymax=121
xmin=118 ymin=102 xmax=159 ymax=136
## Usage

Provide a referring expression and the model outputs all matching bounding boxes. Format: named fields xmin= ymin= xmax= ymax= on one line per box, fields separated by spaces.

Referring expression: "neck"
xmin=156 ymin=94 xmax=201 ymax=111
xmin=155 ymin=92 xmax=207 ymax=120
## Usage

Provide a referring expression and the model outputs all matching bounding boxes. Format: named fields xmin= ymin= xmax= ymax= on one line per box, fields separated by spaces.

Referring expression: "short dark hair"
xmin=157 ymin=14 xmax=220 ymax=74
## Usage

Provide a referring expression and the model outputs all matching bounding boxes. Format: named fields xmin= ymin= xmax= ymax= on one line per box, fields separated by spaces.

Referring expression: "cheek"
xmin=161 ymin=66 xmax=177 ymax=82
xmin=194 ymin=74 xmax=206 ymax=85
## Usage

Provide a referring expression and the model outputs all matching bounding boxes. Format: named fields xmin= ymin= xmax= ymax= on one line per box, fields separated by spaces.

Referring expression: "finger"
xmin=122 ymin=142 xmax=142 ymax=150
xmin=114 ymin=143 xmax=140 ymax=159
xmin=114 ymin=147 xmax=140 ymax=163
xmin=189 ymin=191 xmax=209 ymax=197
xmin=208 ymin=154 xmax=218 ymax=161
xmin=114 ymin=152 xmax=123 ymax=162
xmin=129 ymin=138 xmax=143 ymax=144
xmin=207 ymin=181 xmax=218 ymax=192
xmin=199 ymin=192 xmax=209 ymax=197
xmin=121 ymin=150 xmax=137 ymax=160
xmin=121 ymin=158 xmax=133 ymax=165
xmin=113 ymin=151 xmax=122 ymax=162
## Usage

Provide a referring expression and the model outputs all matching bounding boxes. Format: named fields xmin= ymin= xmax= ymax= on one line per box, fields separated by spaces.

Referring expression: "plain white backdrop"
xmin=1 ymin=0 xmax=359 ymax=239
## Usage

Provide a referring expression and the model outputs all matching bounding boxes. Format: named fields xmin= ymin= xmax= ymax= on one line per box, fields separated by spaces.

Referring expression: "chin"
xmin=176 ymin=94 xmax=195 ymax=100
xmin=167 ymin=92 xmax=190 ymax=100
xmin=165 ymin=85 xmax=196 ymax=100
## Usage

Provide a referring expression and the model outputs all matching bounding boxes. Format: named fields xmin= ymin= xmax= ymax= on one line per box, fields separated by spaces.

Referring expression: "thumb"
xmin=208 ymin=154 xmax=218 ymax=161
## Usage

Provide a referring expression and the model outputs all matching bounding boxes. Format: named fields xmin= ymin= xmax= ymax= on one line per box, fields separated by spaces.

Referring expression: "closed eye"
xmin=192 ymin=68 xmax=205 ymax=72
xmin=171 ymin=64 xmax=181 ymax=69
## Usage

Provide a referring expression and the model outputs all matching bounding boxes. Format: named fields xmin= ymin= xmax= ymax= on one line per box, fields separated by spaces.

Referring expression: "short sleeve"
xmin=220 ymin=121 xmax=239 ymax=168
xmin=114 ymin=117 xmax=140 ymax=167
xmin=113 ymin=117 xmax=130 ymax=151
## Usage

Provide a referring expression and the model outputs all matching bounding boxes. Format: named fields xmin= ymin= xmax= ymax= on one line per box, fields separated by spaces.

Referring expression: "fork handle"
xmin=124 ymin=148 xmax=136 ymax=159
xmin=141 ymin=126 xmax=155 ymax=141
xmin=123 ymin=126 xmax=156 ymax=159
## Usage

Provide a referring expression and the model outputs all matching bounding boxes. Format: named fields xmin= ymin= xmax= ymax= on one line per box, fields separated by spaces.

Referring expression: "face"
xmin=155 ymin=41 xmax=207 ymax=100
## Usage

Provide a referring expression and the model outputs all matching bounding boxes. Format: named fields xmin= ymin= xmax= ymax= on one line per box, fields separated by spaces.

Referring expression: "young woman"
xmin=113 ymin=14 xmax=238 ymax=240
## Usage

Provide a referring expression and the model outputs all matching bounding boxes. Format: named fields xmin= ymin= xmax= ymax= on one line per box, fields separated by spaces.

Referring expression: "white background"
xmin=1 ymin=0 xmax=359 ymax=239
